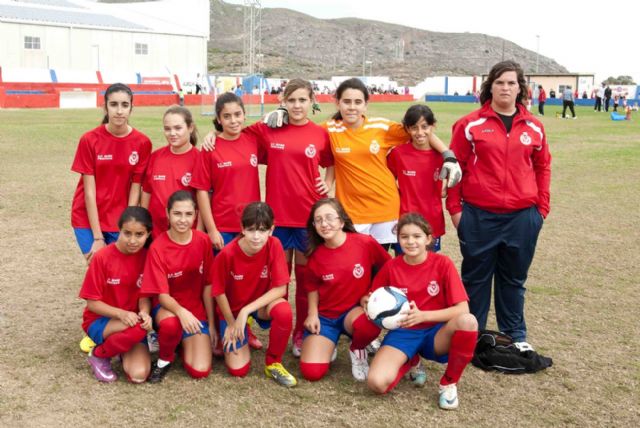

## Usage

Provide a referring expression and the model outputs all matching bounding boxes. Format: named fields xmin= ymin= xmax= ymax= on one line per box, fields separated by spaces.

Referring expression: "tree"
xmin=603 ymin=75 xmax=636 ymax=85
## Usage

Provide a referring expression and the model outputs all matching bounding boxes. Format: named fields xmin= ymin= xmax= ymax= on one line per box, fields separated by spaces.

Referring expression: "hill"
xmin=209 ymin=0 xmax=568 ymax=84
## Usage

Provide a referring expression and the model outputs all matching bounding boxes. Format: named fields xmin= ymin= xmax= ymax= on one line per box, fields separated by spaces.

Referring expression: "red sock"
xmin=183 ymin=362 xmax=211 ymax=379
xmin=93 ymin=324 xmax=146 ymax=359
xmin=300 ymin=361 xmax=330 ymax=381
xmin=349 ymin=313 xmax=381 ymax=351
xmin=384 ymin=355 xmax=419 ymax=393
xmin=157 ymin=317 xmax=182 ymax=362
xmin=294 ymin=264 xmax=309 ymax=337
xmin=226 ymin=362 xmax=251 ymax=377
xmin=266 ymin=301 xmax=293 ymax=365
xmin=440 ymin=330 xmax=478 ymax=386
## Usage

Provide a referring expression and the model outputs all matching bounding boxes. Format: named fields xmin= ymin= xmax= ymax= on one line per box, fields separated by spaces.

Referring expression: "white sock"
xmin=156 ymin=358 xmax=170 ymax=368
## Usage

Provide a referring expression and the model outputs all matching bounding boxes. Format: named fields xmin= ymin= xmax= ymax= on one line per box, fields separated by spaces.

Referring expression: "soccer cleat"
xmin=408 ymin=359 xmax=427 ymax=387
xmin=148 ymin=361 xmax=172 ymax=383
xmin=147 ymin=331 xmax=159 ymax=353
xmin=80 ymin=335 xmax=96 ymax=353
xmin=331 ymin=347 xmax=337 ymax=363
xmin=264 ymin=362 xmax=297 ymax=387
xmin=438 ymin=383 xmax=459 ymax=410
xmin=87 ymin=353 xmax=117 ymax=383
xmin=247 ymin=327 xmax=263 ymax=350
xmin=365 ymin=338 xmax=381 ymax=354
xmin=349 ymin=348 xmax=369 ymax=381
xmin=291 ymin=331 xmax=303 ymax=358
xmin=514 ymin=341 xmax=535 ymax=352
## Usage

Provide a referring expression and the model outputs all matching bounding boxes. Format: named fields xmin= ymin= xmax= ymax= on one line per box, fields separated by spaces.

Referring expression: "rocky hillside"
xmin=209 ymin=1 xmax=567 ymax=84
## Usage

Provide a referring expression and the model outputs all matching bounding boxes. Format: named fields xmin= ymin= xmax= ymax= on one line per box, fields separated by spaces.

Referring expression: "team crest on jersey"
xmin=427 ymin=280 xmax=440 ymax=296
xmin=181 ymin=172 xmax=192 ymax=186
xmin=305 ymin=144 xmax=317 ymax=158
xmin=369 ymin=140 xmax=380 ymax=154
xmin=136 ymin=274 xmax=143 ymax=288
xmin=250 ymin=153 xmax=258 ymax=167
xmin=353 ymin=263 xmax=364 ymax=279
xmin=129 ymin=151 xmax=139 ymax=165
xmin=520 ymin=132 xmax=532 ymax=146
xmin=199 ymin=261 xmax=204 ymax=274
xmin=260 ymin=265 xmax=268 ymax=279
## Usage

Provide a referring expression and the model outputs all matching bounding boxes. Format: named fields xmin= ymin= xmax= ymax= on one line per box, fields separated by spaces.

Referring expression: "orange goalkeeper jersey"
xmin=323 ymin=116 xmax=408 ymax=223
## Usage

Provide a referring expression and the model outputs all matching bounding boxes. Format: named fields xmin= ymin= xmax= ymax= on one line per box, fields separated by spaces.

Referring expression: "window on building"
xmin=24 ymin=36 xmax=41 ymax=50
xmin=135 ymin=43 xmax=148 ymax=55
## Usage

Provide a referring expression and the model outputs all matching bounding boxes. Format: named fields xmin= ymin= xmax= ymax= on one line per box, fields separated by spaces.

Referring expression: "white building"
xmin=0 ymin=0 xmax=210 ymax=76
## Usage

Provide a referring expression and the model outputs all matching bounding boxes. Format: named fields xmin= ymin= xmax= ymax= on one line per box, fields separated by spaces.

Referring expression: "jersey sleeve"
xmin=132 ymin=137 xmax=152 ymax=184
xmin=190 ymin=149 xmax=212 ymax=191
xmin=386 ymin=147 xmax=399 ymax=178
xmin=268 ymin=238 xmax=290 ymax=289
xmin=319 ymin=130 xmax=334 ymax=168
xmin=78 ymin=254 xmax=106 ymax=301
xmin=142 ymin=152 xmax=155 ymax=193
xmin=71 ymin=134 xmax=95 ymax=175
xmin=368 ymin=237 xmax=392 ymax=270
xmin=384 ymin=122 xmax=410 ymax=148
xmin=305 ymin=256 xmax=323 ymax=292
xmin=140 ymin=246 xmax=170 ymax=296
xmin=244 ymin=121 xmax=268 ymax=148
xmin=370 ymin=260 xmax=391 ymax=292
xmin=211 ymin=250 xmax=228 ymax=298
xmin=202 ymin=234 xmax=215 ymax=286
xmin=445 ymin=119 xmax=471 ymax=216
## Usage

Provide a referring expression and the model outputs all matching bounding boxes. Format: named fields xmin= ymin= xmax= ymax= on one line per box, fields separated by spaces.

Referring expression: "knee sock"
xmin=157 ymin=317 xmax=182 ymax=363
xmin=93 ymin=324 xmax=146 ymax=359
xmin=349 ymin=314 xmax=381 ymax=351
xmin=226 ymin=362 xmax=251 ymax=377
xmin=300 ymin=361 xmax=330 ymax=381
xmin=293 ymin=264 xmax=309 ymax=337
xmin=266 ymin=301 xmax=293 ymax=366
xmin=384 ymin=355 xmax=419 ymax=393
xmin=183 ymin=361 xmax=211 ymax=379
xmin=440 ymin=330 xmax=478 ymax=386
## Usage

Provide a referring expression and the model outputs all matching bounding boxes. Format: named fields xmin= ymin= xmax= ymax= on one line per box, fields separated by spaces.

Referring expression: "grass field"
xmin=1 ymin=101 xmax=639 ymax=427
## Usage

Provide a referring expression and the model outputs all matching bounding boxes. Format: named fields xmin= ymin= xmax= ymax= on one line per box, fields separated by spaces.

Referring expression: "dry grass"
xmin=1 ymin=102 xmax=638 ymax=427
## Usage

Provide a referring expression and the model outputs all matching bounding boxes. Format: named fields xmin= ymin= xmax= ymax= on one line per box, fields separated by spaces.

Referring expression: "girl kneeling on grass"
xmin=212 ymin=202 xmax=296 ymax=387
xmin=365 ymin=213 xmax=478 ymax=410
xmin=80 ymin=207 xmax=153 ymax=383
xmin=300 ymin=198 xmax=390 ymax=382
xmin=141 ymin=190 xmax=216 ymax=383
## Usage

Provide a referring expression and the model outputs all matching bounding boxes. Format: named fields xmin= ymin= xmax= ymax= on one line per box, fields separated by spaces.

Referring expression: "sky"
xmin=226 ymin=0 xmax=640 ymax=83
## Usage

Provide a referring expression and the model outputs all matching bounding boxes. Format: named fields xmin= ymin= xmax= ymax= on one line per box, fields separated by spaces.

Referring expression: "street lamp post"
xmin=536 ymin=35 xmax=540 ymax=73
xmin=365 ymin=60 xmax=372 ymax=76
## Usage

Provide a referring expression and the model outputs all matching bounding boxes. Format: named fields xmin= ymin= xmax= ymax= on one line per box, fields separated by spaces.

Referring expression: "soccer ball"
xmin=367 ymin=286 xmax=409 ymax=330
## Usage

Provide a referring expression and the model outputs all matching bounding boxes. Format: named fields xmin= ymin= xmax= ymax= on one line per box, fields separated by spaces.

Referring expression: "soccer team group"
xmin=72 ymin=60 xmax=551 ymax=411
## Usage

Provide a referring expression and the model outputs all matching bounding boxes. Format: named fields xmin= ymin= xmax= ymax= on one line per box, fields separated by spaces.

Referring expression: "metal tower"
xmin=243 ymin=0 xmax=262 ymax=75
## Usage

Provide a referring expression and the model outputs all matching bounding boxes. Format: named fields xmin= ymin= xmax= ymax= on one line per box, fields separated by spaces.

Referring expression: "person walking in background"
xmin=604 ymin=85 xmax=612 ymax=111
xmin=594 ymin=83 xmax=604 ymax=112
xmin=562 ymin=87 xmax=576 ymax=119
xmin=537 ymin=85 xmax=546 ymax=116
xmin=447 ymin=60 xmax=551 ymax=353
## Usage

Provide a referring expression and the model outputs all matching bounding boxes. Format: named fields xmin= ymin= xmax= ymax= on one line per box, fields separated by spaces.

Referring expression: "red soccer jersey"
xmin=387 ymin=144 xmax=446 ymax=238
xmin=244 ymin=121 xmax=333 ymax=227
xmin=141 ymin=230 xmax=214 ymax=321
xmin=211 ymin=236 xmax=289 ymax=317
xmin=71 ymin=125 xmax=152 ymax=232
xmin=79 ymin=244 xmax=147 ymax=332
xmin=190 ymin=133 xmax=262 ymax=232
xmin=307 ymin=233 xmax=391 ymax=318
xmin=142 ymin=145 xmax=200 ymax=238
xmin=371 ymin=253 xmax=468 ymax=330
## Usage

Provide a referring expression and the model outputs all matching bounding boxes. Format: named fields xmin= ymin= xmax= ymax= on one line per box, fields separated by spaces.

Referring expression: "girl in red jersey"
xmin=80 ymin=206 xmax=153 ymax=383
xmin=203 ymin=80 xmax=334 ymax=358
xmin=365 ymin=213 xmax=478 ymax=410
xmin=141 ymin=190 xmax=215 ymax=382
xmin=141 ymin=105 xmax=200 ymax=238
xmin=387 ymin=105 xmax=446 ymax=253
xmin=300 ymin=198 xmax=390 ymax=382
xmin=71 ymin=83 xmax=152 ymax=264
xmin=212 ymin=202 xmax=296 ymax=387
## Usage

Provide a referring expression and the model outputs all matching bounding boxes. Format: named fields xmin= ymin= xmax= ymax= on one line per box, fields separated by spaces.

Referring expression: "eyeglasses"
xmin=312 ymin=214 xmax=341 ymax=226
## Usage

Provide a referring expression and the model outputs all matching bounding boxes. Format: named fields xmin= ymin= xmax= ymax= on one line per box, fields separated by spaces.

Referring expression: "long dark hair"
xmin=241 ymin=202 xmax=274 ymax=230
xmin=479 ymin=60 xmax=528 ymax=105
xmin=305 ymin=198 xmax=356 ymax=256
xmin=102 ymin=83 xmax=133 ymax=124
xmin=167 ymin=190 xmax=196 ymax=212
xmin=332 ymin=78 xmax=369 ymax=121
xmin=397 ymin=212 xmax=435 ymax=252
xmin=213 ymin=92 xmax=245 ymax=132
xmin=118 ymin=206 xmax=152 ymax=248
xmin=402 ymin=104 xmax=436 ymax=128
xmin=164 ymin=105 xmax=198 ymax=146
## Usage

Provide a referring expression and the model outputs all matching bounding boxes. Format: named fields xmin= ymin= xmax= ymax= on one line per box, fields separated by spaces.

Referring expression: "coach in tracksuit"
xmin=446 ymin=60 xmax=551 ymax=351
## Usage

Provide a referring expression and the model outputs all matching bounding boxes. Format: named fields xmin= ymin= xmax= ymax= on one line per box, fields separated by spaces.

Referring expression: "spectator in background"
xmin=594 ymin=83 xmax=604 ymax=112
xmin=549 ymin=89 xmax=556 ymax=98
xmin=538 ymin=85 xmax=546 ymax=116
xmin=562 ymin=87 xmax=576 ymax=119
xmin=604 ymin=85 xmax=612 ymax=111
